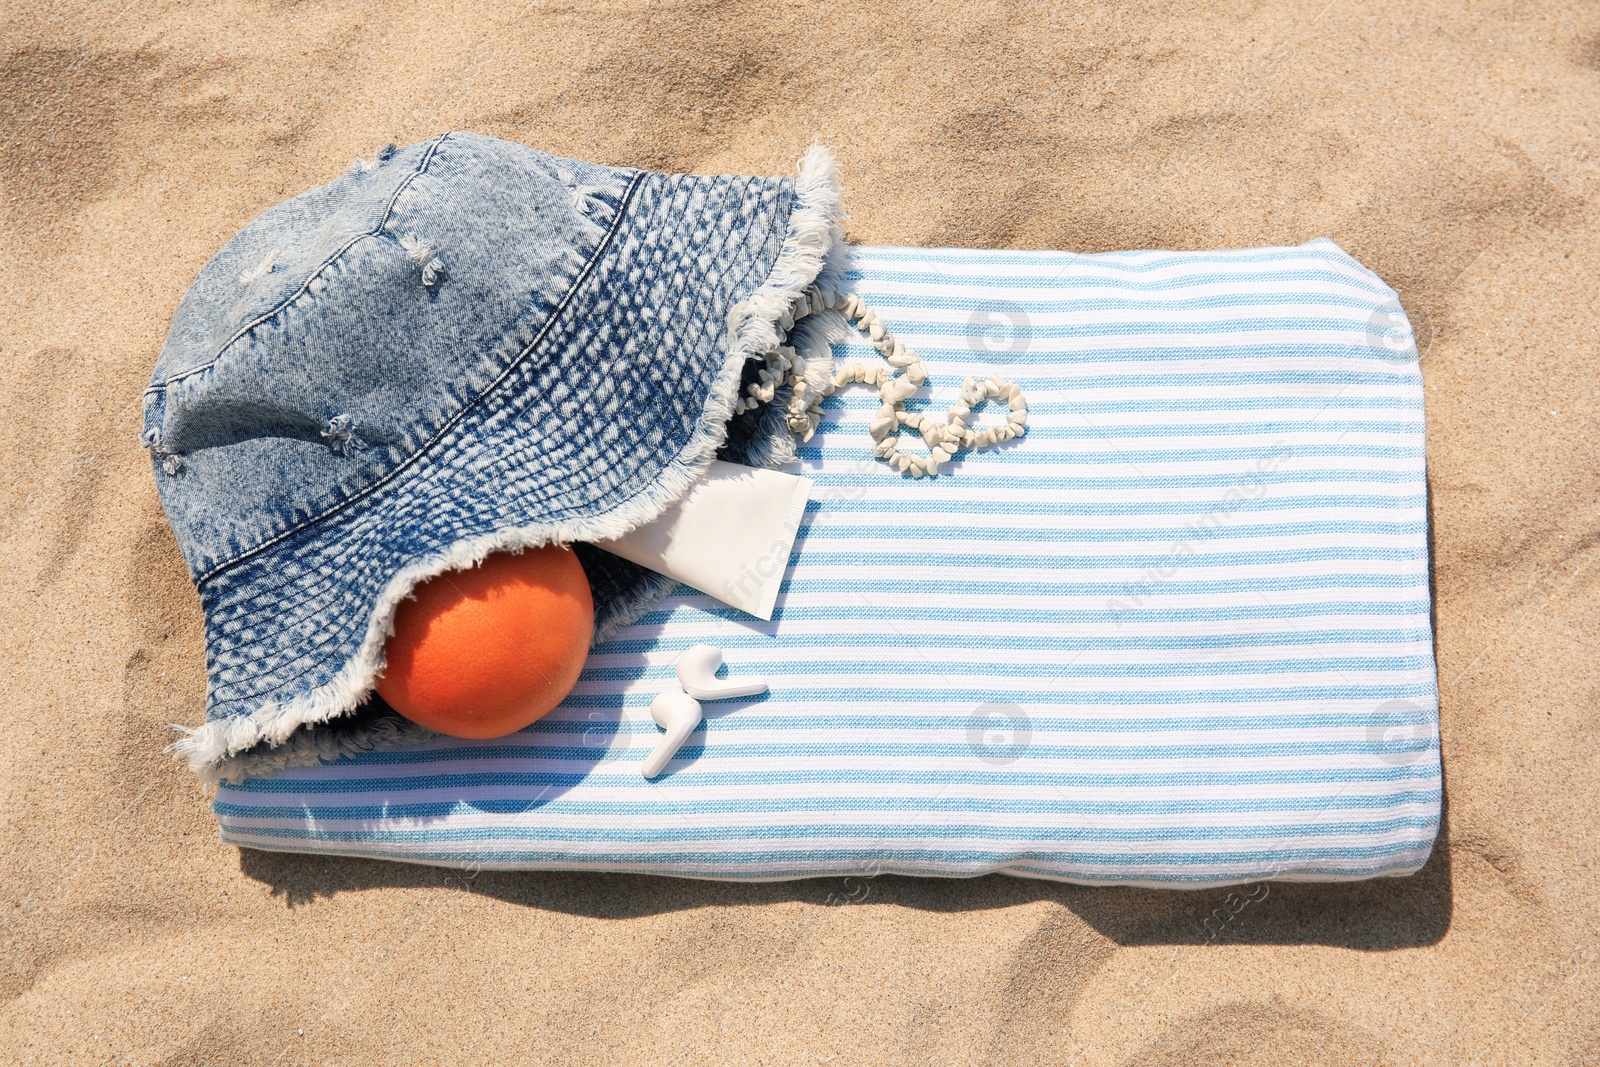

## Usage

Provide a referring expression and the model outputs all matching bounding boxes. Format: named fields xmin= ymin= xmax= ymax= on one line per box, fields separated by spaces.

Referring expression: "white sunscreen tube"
xmin=594 ymin=461 xmax=813 ymax=620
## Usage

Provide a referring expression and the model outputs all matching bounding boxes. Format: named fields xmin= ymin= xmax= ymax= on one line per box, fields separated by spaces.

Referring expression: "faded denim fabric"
xmin=143 ymin=132 xmax=823 ymax=781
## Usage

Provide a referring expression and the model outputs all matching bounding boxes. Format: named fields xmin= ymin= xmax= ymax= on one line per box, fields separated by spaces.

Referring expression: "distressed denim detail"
xmin=144 ymin=133 xmax=639 ymax=578
xmin=145 ymin=132 xmax=846 ymax=783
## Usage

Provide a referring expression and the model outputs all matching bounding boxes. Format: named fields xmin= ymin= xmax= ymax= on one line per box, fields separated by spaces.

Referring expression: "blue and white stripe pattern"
xmin=214 ymin=240 xmax=1441 ymax=888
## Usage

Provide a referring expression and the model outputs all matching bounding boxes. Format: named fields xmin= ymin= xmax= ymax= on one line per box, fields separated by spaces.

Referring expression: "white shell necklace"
xmin=736 ymin=286 xmax=1028 ymax=478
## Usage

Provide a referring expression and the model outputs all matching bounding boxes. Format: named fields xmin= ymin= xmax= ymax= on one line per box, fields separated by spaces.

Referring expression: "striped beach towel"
xmin=213 ymin=240 xmax=1441 ymax=888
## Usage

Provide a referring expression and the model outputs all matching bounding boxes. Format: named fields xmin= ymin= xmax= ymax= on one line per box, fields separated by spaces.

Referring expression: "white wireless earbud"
xmin=642 ymin=689 xmax=703 ymax=779
xmin=643 ymin=645 xmax=767 ymax=779
xmin=675 ymin=643 xmax=768 ymax=701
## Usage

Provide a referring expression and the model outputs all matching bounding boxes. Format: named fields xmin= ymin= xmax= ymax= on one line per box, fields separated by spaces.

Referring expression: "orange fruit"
xmin=377 ymin=545 xmax=594 ymax=739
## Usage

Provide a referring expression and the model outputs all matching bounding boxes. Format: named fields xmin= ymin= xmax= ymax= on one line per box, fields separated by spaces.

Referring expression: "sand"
xmin=2 ymin=1 xmax=1597 ymax=1063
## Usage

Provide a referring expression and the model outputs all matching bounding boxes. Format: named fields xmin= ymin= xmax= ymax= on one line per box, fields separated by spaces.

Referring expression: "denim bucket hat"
xmin=145 ymin=132 xmax=847 ymax=783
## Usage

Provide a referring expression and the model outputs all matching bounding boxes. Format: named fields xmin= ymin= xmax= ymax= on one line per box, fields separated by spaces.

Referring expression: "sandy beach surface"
xmin=3 ymin=2 xmax=1597 ymax=1063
